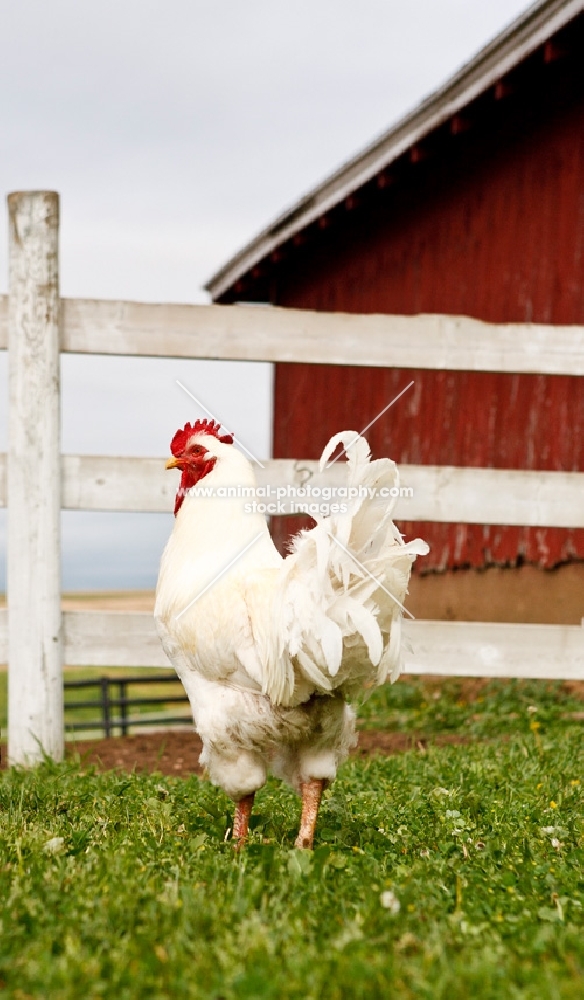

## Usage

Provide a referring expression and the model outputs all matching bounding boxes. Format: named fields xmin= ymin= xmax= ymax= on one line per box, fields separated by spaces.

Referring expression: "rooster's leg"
xmin=232 ymin=793 xmax=255 ymax=849
xmin=294 ymin=778 xmax=324 ymax=850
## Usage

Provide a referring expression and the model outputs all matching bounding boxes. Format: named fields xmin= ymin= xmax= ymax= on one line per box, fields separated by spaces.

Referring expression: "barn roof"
xmin=206 ymin=0 xmax=584 ymax=301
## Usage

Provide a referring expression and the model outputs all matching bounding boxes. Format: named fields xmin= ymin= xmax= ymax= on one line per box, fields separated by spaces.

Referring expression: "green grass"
xmin=1 ymin=680 xmax=583 ymax=999
xmin=358 ymin=675 xmax=584 ymax=738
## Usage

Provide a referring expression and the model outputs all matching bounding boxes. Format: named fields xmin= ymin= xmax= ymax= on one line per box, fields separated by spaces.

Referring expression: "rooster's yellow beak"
xmin=165 ymin=456 xmax=182 ymax=470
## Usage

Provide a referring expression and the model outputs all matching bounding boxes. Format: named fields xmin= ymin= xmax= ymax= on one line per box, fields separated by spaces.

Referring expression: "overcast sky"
xmin=0 ymin=0 xmax=534 ymax=590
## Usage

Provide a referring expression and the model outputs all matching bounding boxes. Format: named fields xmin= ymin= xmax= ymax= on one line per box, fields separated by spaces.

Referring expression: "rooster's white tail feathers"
xmin=261 ymin=431 xmax=429 ymax=705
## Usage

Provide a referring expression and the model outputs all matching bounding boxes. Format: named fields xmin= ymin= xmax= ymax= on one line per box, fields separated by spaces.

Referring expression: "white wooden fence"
xmin=1 ymin=191 xmax=583 ymax=765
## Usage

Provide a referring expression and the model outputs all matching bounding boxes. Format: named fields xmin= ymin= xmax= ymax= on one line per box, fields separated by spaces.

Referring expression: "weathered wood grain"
xmin=61 ymin=610 xmax=171 ymax=668
xmin=0 ymin=453 xmax=582 ymax=527
xmin=402 ymin=619 xmax=584 ymax=680
xmin=1 ymin=294 xmax=583 ymax=374
xmin=7 ymin=192 xmax=63 ymax=765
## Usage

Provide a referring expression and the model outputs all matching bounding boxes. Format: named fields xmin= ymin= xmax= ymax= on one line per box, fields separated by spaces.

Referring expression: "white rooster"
xmin=155 ymin=419 xmax=428 ymax=848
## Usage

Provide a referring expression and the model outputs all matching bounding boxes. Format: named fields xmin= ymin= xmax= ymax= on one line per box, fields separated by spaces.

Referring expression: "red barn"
xmin=207 ymin=0 xmax=584 ymax=623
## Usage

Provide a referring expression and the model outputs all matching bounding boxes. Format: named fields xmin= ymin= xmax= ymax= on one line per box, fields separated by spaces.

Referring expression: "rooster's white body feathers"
xmin=155 ymin=431 xmax=428 ymax=801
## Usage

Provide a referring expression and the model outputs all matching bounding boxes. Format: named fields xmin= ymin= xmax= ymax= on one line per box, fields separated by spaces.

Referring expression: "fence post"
xmin=119 ymin=679 xmax=128 ymax=737
xmin=100 ymin=677 xmax=111 ymax=739
xmin=7 ymin=191 xmax=63 ymax=765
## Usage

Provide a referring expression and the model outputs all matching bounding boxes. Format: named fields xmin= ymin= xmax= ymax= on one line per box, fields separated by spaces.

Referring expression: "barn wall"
xmin=263 ymin=46 xmax=584 ymax=569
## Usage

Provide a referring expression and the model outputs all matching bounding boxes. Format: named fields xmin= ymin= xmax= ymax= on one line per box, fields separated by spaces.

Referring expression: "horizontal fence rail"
xmin=0 ymin=454 xmax=583 ymax=527
xmin=1 ymin=293 xmax=584 ymax=374
xmin=404 ymin=620 xmax=584 ymax=681
xmin=61 ymin=611 xmax=171 ymax=668
xmin=1 ymin=610 xmax=583 ymax=680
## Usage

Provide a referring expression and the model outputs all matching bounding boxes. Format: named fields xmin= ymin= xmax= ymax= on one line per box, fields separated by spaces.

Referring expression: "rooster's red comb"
xmin=170 ymin=419 xmax=233 ymax=456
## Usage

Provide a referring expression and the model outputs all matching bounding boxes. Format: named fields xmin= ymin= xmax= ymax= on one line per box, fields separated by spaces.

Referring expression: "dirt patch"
xmin=49 ymin=728 xmax=475 ymax=778
xmin=355 ymin=730 xmax=472 ymax=757
xmin=67 ymin=730 xmax=205 ymax=777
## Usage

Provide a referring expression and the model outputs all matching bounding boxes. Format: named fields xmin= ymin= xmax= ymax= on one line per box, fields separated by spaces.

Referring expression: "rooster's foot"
xmin=294 ymin=778 xmax=324 ymax=850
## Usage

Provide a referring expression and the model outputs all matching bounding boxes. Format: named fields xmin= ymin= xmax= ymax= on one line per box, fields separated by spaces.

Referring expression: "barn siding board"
xmin=271 ymin=81 xmax=584 ymax=323
xmin=256 ymin=44 xmax=584 ymax=568
xmin=271 ymin=365 xmax=584 ymax=568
